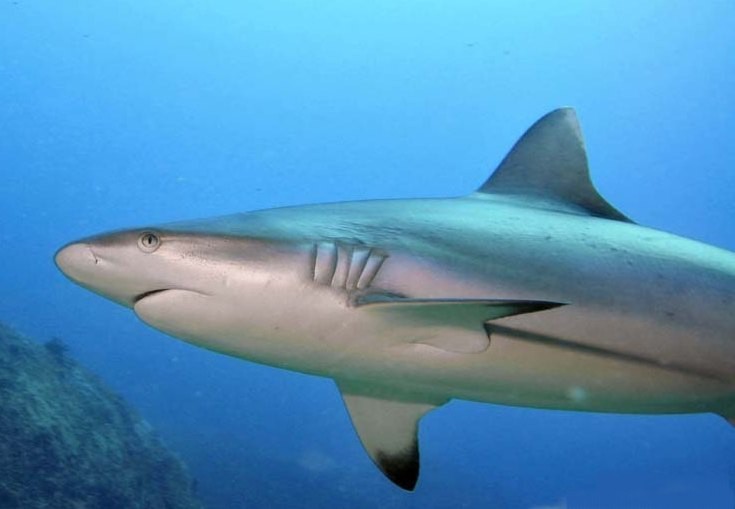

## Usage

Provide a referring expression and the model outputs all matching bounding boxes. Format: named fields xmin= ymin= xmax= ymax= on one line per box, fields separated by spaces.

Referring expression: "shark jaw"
xmin=55 ymin=108 xmax=735 ymax=490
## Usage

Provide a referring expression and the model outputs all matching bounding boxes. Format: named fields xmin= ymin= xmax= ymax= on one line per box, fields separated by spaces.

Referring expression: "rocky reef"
xmin=0 ymin=323 xmax=203 ymax=509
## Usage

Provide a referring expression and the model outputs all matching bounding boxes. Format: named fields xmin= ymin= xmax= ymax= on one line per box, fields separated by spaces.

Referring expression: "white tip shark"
xmin=55 ymin=108 xmax=735 ymax=490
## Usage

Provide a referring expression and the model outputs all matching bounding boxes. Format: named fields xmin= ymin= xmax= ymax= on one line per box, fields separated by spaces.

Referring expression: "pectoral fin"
xmin=337 ymin=383 xmax=446 ymax=490
xmin=355 ymin=294 xmax=565 ymax=354
xmin=354 ymin=294 xmax=564 ymax=316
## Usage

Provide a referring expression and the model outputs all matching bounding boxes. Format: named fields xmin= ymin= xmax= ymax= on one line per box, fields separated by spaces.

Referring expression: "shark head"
xmin=54 ymin=227 xmax=328 ymax=364
xmin=55 ymin=229 xmax=192 ymax=308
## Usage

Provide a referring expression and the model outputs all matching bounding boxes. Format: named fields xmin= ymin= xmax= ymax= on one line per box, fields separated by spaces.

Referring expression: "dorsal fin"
xmin=477 ymin=108 xmax=632 ymax=223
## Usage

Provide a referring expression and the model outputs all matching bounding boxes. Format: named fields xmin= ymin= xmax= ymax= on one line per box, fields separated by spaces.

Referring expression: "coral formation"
xmin=0 ymin=323 xmax=203 ymax=509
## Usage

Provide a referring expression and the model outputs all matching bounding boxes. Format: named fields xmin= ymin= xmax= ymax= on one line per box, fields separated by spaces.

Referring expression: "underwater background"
xmin=1 ymin=1 xmax=734 ymax=508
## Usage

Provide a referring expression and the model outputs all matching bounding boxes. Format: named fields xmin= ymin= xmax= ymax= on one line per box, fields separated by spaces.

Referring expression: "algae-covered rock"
xmin=0 ymin=323 xmax=203 ymax=509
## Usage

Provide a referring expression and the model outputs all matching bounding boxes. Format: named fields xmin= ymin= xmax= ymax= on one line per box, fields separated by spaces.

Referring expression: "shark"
xmin=55 ymin=108 xmax=735 ymax=490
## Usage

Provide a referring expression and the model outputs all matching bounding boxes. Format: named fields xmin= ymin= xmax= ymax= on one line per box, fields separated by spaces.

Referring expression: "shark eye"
xmin=137 ymin=232 xmax=161 ymax=253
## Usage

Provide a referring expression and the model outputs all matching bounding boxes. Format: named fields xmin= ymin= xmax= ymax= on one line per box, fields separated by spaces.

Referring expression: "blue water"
xmin=2 ymin=1 xmax=735 ymax=507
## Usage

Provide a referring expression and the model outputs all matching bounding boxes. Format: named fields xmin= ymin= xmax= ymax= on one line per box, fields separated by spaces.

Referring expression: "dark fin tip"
xmin=376 ymin=444 xmax=419 ymax=491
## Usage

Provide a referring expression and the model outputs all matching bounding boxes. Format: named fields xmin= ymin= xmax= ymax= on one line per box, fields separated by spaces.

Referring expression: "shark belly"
xmin=133 ymin=284 xmax=735 ymax=417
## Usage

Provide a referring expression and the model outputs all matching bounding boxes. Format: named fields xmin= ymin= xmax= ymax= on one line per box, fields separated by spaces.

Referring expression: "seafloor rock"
xmin=0 ymin=323 xmax=203 ymax=509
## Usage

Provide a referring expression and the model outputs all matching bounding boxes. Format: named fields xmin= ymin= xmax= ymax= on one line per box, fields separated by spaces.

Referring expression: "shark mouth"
xmin=133 ymin=288 xmax=210 ymax=306
xmin=133 ymin=289 xmax=171 ymax=304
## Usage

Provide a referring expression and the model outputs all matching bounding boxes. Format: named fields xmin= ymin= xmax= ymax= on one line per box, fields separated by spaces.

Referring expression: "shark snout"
xmin=55 ymin=242 xmax=98 ymax=283
xmin=55 ymin=240 xmax=143 ymax=307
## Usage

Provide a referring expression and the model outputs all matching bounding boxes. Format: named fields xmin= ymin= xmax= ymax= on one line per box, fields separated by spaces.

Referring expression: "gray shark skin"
xmin=55 ymin=108 xmax=735 ymax=490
